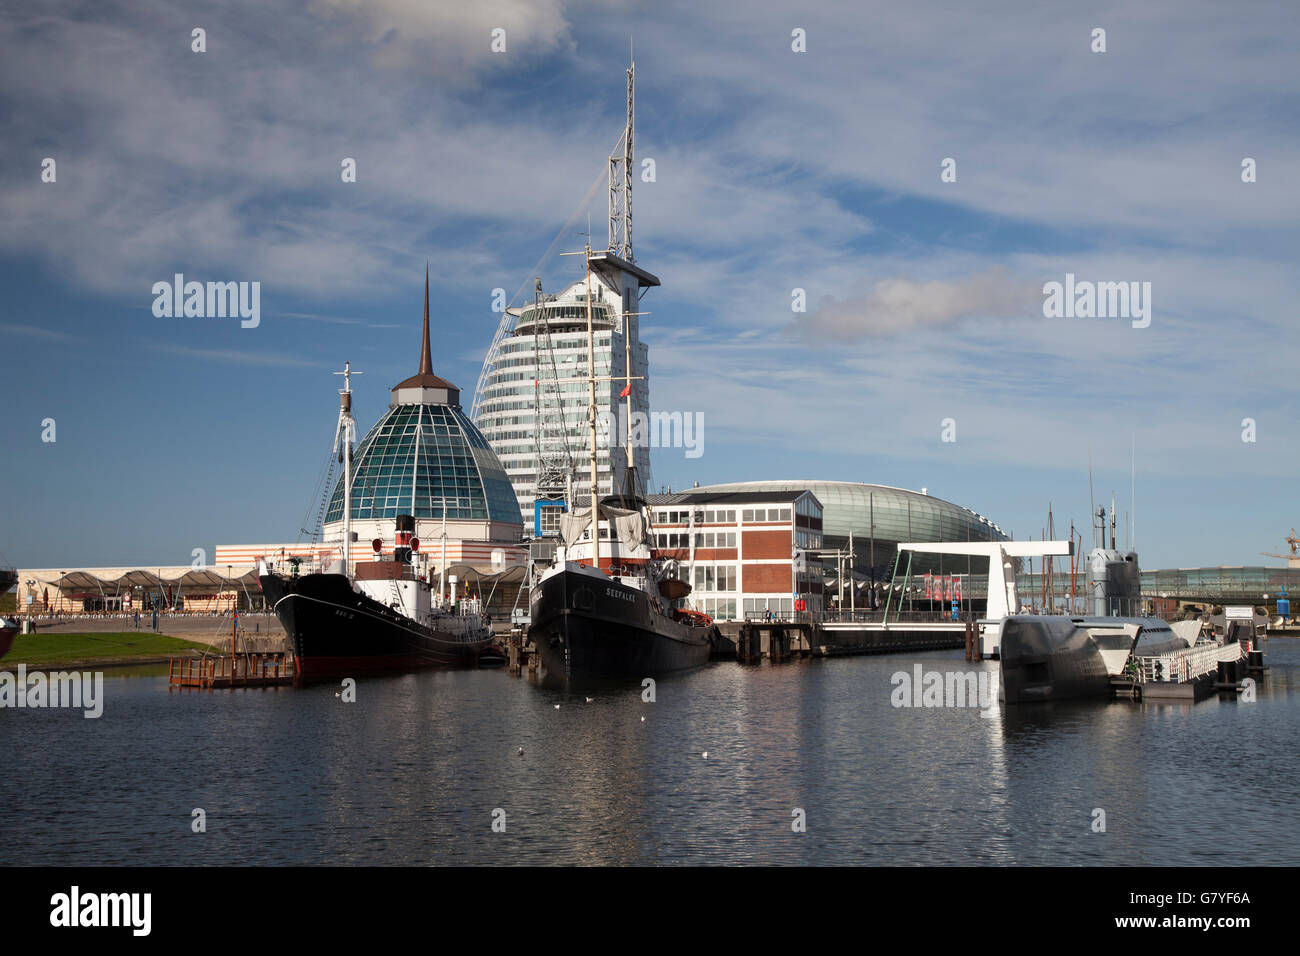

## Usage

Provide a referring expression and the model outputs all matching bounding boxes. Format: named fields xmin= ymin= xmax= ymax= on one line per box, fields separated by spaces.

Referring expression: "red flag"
xmin=924 ymin=573 xmax=933 ymax=600
xmin=619 ymin=382 xmax=632 ymax=398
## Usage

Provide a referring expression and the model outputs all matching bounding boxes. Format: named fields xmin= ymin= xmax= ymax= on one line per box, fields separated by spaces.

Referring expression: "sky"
xmin=1 ymin=0 xmax=1297 ymax=571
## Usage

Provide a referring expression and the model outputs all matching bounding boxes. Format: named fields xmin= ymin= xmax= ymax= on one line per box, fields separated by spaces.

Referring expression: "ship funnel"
xmin=395 ymin=513 xmax=415 ymax=565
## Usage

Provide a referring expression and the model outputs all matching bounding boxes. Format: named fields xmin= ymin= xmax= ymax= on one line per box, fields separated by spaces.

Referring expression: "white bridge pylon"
xmin=895 ymin=540 xmax=1073 ymax=624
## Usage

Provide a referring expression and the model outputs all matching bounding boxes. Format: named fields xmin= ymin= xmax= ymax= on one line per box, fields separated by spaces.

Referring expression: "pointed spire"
xmin=419 ymin=262 xmax=433 ymax=375
xmin=393 ymin=263 xmax=460 ymax=399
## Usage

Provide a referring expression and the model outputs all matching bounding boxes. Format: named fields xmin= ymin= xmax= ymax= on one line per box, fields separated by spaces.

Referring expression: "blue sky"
xmin=1 ymin=0 xmax=1297 ymax=571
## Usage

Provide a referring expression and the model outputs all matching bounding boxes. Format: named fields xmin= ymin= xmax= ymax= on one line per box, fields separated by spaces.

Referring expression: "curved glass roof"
xmin=325 ymin=403 xmax=519 ymax=524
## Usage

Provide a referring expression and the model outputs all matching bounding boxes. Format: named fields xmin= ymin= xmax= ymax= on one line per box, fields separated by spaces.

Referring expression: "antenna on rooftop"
xmin=1131 ymin=433 xmax=1136 ymax=552
xmin=608 ymin=44 xmax=635 ymax=261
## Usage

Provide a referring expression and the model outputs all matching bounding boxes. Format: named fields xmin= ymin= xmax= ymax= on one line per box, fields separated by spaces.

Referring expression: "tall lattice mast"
xmin=531 ymin=278 xmax=574 ymax=529
xmin=608 ymin=50 xmax=634 ymax=262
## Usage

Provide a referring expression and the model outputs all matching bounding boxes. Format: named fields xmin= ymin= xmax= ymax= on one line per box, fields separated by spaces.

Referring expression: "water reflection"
xmin=0 ymin=641 xmax=1296 ymax=865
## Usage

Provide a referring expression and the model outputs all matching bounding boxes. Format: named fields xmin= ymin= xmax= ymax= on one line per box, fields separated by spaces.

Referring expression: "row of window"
xmin=484 ymin=377 xmax=613 ymax=400
xmin=518 ymin=304 xmax=614 ymax=322
xmin=693 ymin=565 xmax=738 ymax=592
xmin=498 ymin=330 xmax=613 ymax=353
xmin=744 ymin=597 xmax=794 ymax=616
xmin=654 ymin=532 xmax=738 ymax=549
xmin=693 ymin=598 xmax=737 ymax=620
xmin=652 ymin=506 xmax=797 ymax=525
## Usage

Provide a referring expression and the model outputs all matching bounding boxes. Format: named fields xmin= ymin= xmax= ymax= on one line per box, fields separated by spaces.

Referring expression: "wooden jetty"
xmin=169 ymin=653 xmax=296 ymax=689
xmin=168 ymin=614 xmax=295 ymax=688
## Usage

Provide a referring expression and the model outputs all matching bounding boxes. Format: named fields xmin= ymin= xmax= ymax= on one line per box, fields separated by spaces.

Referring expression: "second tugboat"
xmin=260 ymin=512 xmax=496 ymax=683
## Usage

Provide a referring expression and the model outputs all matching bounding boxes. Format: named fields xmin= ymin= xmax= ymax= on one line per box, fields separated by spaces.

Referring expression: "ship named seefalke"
xmin=527 ymin=240 xmax=716 ymax=679
xmin=529 ymin=496 xmax=715 ymax=678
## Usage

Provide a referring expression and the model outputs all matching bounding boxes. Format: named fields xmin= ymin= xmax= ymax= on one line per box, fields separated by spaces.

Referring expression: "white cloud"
xmin=797 ymin=268 xmax=1041 ymax=341
xmin=306 ymin=0 xmax=574 ymax=74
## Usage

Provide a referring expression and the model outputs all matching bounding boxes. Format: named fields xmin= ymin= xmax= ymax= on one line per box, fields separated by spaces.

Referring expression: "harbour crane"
xmin=1258 ymin=528 xmax=1300 ymax=565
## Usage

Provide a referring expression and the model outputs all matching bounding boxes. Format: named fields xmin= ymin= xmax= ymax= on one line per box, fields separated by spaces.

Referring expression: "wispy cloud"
xmin=795 ymin=268 xmax=1041 ymax=341
xmin=146 ymin=343 xmax=323 ymax=368
xmin=0 ymin=323 xmax=78 ymax=342
xmin=274 ymin=311 xmax=402 ymax=329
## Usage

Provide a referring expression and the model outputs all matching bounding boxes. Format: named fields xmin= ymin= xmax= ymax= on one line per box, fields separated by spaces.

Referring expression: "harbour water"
xmin=3 ymin=642 xmax=1297 ymax=866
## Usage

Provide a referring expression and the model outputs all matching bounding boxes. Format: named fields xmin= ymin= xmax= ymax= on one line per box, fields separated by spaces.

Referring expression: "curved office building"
xmin=688 ymin=479 xmax=1008 ymax=579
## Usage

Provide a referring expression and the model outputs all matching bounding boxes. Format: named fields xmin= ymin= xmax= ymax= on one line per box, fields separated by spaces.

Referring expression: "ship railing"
xmin=1131 ymin=641 xmax=1244 ymax=683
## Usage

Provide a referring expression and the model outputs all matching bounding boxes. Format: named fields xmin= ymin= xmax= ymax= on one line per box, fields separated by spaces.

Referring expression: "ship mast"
xmin=332 ymin=361 xmax=362 ymax=573
xmin=608 ymin=46 xmax=635 ymax=262
xmin=584 ymin=241 xmax=601 ymax=571
xmin=623 ymin=302 xmax=636 ymax=480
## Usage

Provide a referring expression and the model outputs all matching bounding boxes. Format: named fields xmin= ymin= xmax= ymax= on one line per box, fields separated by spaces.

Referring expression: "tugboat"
xmin=259 ymin=358 xmax=497 ymax=683
xmin=259 ymin=517 xmax=496 ymax=683
xmin=528 ymin=243 xmax=715 ymax=679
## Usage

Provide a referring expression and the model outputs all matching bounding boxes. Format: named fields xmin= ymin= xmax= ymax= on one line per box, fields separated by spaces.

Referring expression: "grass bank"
xmin=2 ymin=632 xmax=214 ymax=669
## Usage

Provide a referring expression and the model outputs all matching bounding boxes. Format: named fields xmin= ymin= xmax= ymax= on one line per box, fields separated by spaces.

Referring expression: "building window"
xmin=538 ymin=505 xmax=564 ymax=536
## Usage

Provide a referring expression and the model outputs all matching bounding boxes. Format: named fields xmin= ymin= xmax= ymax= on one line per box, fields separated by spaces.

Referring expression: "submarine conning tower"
xmin=1088 ymin=504 xmax=1141 ymax=617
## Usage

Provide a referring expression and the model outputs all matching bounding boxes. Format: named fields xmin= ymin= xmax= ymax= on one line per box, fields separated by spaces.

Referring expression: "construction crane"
xmin=1258 ymin=528 xmax=1300 ymax=565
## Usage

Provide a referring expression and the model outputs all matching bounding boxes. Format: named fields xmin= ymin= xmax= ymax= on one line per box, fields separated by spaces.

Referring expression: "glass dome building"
xmin=323 ymin=403 xmax=519 ymax=525
xmin=321 ymin=272 xmax=523 ymax=559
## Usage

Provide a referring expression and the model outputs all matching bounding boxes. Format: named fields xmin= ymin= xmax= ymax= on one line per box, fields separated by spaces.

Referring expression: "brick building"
xmin=645 ymin=489 xmax=823 ymax=620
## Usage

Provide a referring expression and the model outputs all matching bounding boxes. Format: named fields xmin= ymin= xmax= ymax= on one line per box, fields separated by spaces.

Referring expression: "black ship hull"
xmin=529 ymin=567 xmax=712 ymax=679
xmin=260 ymin=571 xmax=495 ymax=683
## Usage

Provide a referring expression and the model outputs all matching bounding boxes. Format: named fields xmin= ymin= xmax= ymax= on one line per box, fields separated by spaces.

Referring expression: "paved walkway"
xmin=20 ymin=613 xmax=285 ymax=650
